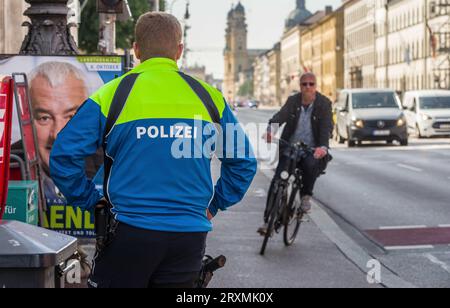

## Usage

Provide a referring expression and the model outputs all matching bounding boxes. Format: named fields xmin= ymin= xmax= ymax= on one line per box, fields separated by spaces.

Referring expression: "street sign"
xmin=0 ymin=76 xmax=13 ymax=221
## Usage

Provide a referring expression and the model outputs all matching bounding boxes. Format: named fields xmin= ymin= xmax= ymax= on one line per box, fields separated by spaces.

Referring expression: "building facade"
xmin=223 ymin=2 xmax=266 ymax=103
xmin=375 ymin=0 xmax=450 ymax=94
xmin=0 ymin=0 xmax=28 ymax=54
xmin=301 ymin=7 xmax=344 ymax=101
xmin=223 ymin=2 xmax=248 ymax=103
xmin=281 ymin=25 xmax=303 ymax=102
xmin=183 ymin=65 xmax=207 ymax=81
xmin=253 ymin=51 xmax=271 ymax=106
xmin=268 ymin=43 xmax=281 ymax=106
xmin=343 ymin=0 xmax=376 ymax=89
xmin=279 ymin=0 xmax=315 ymax=103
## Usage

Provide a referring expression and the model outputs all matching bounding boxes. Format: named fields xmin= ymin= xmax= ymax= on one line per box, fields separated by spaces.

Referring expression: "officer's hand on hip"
xmin=96 ymin=198 xmax=108 ymax=209
xmin=207 ymin=209 xmax=213 ymax=221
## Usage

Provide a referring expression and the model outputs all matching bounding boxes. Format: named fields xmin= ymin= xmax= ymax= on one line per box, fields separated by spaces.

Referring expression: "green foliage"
xmin=79 ymin=0 xmax=166 ymax=54
xmin=238 ymin=80 xmax=254 ymax=97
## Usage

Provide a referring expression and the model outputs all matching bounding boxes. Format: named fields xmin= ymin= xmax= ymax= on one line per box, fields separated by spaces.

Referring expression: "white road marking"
xmin=310 ymin=200 xmax=416 ymax=288
xmin=424 ymin=253 xmax=450 ymax=274
xmin=379 ymin=225 xmax=427 ymax=230
xmin=385 ymin=245 xmax=434 ymax=251
xmin=345 ymin=162 xmax=368 ymax=165
xmin=376 ymin=145 xmax=450 ymax=151
xmin=397 ymin=164 xmax=423 ymax=172
xmin=253 ymin=188 xmax=266 ymax=197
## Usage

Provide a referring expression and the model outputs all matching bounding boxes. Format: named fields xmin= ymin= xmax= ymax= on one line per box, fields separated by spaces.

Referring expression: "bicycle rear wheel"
xmin=283 ymin=183 xmax=302 ymax=246
xmin=260 ymin=186 xmax=284 ymax=256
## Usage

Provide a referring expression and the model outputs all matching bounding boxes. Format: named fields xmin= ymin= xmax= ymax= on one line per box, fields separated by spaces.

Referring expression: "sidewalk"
xmin=206 ymin=160 xmax=380 ymax=288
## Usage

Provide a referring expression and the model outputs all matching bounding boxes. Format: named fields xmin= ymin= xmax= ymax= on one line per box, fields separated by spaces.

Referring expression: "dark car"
xmin=335 ymin=89 xmax=408 ymax=147
xmin=234 ymin=101 xmax=246 ymax=108
xmin=247 ymin=100 xmax=260 ymax=109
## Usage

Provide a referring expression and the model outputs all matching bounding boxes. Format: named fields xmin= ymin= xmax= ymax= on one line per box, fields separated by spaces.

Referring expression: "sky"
xmin=171 ymin=0 xmax=342 ymax=79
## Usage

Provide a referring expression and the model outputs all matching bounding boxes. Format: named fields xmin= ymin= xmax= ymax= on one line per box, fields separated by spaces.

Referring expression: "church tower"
xmin=223 ymin=2 xmax=249 ymax=103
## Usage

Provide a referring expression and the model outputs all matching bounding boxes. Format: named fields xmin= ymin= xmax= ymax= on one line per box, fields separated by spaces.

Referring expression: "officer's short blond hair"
xmin=135 ymin=12 xmax=182 ymax=61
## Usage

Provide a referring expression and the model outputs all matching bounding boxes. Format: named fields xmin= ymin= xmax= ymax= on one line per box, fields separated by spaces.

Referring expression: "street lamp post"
xmin=181 ymin=1 xmax=190 ymax=69
xmin=20 ymin=0 xmax=79 ymax=55
xmin=149 ymin=0 xmax=160 ymax=11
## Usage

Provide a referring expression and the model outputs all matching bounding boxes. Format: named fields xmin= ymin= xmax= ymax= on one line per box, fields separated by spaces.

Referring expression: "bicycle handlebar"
xmin=196 ymin=255 xmax=227 ymax=288
xmin=271 ymin=138 xmax=314 ymax=153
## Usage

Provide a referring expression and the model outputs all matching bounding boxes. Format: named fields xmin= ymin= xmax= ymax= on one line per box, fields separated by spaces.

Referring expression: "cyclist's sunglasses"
xmin=301 ymin=82 xmax=316 ymax=87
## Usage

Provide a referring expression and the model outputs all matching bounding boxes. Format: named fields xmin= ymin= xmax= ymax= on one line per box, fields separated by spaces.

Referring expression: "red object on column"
xmin=0 ymin=76 xmax=14 ymax=221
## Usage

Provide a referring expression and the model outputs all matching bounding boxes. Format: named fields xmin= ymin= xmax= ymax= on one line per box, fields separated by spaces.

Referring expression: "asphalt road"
xmin=230 ymin=107 xmax=450 ymax=288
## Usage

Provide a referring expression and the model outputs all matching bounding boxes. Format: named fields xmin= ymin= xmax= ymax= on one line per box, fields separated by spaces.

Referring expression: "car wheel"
xmin=415 ymin=125 xmax=423 ymax=139
xmin=400 ymin=139 xmax=409 ymax=146
xmin=347 ymin=128 xmax=356 ymax=147
xmin=337 ymin=129 xmax=345 ymax=144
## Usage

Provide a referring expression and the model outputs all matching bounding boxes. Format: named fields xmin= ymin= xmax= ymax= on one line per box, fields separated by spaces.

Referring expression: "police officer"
xmin=50 ymin=12 xmax=257 ymax=288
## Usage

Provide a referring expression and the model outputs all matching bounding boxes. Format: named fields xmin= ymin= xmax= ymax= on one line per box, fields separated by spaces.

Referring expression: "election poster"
xmin=0 ymin=55 xmax=125 ymax=237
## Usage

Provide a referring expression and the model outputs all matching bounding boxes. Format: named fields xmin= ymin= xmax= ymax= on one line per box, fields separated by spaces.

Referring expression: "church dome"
xmin=285 ymin=0 xmax=312 ymax=30
xmin=235 ymin=2 xmax=245 ymax=14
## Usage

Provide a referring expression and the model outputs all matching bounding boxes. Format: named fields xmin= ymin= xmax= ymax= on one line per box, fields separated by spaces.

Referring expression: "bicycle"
xmin=260 ymin=139 xmax=314 ymax=256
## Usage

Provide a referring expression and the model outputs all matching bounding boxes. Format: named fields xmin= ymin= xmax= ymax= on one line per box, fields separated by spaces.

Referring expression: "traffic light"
xmin=97 ymin=0 xmax=123 ymax=14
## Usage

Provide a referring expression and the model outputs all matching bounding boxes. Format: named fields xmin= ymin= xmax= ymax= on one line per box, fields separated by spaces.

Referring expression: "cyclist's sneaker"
xmin=300 ymin=196 xmax=312 ymax=213
xmin=257 ymin=223 xmax=268 ymax=236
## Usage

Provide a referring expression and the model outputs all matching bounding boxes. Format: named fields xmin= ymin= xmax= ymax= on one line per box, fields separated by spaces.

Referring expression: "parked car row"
xmin=403 ymin=91 xmax=450 ymax=138
xmin=334 ymin=89 xmax=450 ymax=147
xmin=233 ymin=99 xmax=260 ymax=109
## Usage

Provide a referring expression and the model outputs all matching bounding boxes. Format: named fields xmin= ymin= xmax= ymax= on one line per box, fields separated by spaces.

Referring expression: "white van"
xmin=403 ymin=90 xmax=450 ymax=138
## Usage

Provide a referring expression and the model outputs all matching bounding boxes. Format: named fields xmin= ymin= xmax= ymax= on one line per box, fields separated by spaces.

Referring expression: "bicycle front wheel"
xmin=260 ymin=186 xmax=285 ymax=256
xmin=283 ymin=183 xmax=302 ymax=246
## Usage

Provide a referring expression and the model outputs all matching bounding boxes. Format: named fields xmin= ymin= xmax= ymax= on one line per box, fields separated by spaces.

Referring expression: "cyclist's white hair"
xmin=29 ymin=61 xmax=88 ymax=96
xmin=300 ymin=72 xmax=317 ymax=83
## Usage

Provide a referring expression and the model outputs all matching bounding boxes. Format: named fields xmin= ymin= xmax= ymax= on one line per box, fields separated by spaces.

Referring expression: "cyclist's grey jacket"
xmin=268 ymin=92 xmax=333 ymax=153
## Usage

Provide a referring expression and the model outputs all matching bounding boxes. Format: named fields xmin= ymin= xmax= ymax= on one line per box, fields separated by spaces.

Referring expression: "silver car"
xmin=403 ymin=90 xmax=450 ymax=138
xmin=335 ymin=89 xmax=408 ymax=147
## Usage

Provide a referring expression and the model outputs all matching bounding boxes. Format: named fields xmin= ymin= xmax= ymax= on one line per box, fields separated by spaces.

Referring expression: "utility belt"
xmin=94 ymin=199 xmax=119 ymax=253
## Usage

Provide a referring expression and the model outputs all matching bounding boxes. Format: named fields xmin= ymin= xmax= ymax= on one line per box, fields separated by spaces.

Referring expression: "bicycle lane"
xmin=206 ymin=159 xmax=384 ymax=288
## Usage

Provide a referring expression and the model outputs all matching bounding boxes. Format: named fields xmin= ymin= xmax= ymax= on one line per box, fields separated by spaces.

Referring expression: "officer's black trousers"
xmin=88 ymin=223 xmax=207 ymax=288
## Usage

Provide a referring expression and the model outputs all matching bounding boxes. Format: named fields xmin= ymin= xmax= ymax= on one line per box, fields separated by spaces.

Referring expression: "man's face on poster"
xmin=30 ymin=75 xmax=87 ymax=173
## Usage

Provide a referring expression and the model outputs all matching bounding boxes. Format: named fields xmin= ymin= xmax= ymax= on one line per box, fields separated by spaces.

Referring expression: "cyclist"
xmin=258 ymin=72 xmax=333 ymax=235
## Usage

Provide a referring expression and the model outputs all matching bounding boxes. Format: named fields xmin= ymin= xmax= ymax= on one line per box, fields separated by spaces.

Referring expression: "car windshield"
xmin=352 ymin=93 xmax=399 ymax=109
xmin=420 ymin=96 xmax=450 ymax=109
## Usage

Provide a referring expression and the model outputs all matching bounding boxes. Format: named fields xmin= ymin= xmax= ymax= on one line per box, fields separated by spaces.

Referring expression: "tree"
xmin=238 ymin=80 xmax=254 ymax=97
xmin=79 ymin=0 xmax=166 ymax=53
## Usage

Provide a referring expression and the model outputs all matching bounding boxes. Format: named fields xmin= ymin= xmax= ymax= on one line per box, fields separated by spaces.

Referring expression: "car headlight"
xmin=354 ymin=120 xmax=364 ymax=128
xmin=421 ymin=114 xmax=432 ymax=121
xmin=397 ymin=117 xmax=406 ymax=127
